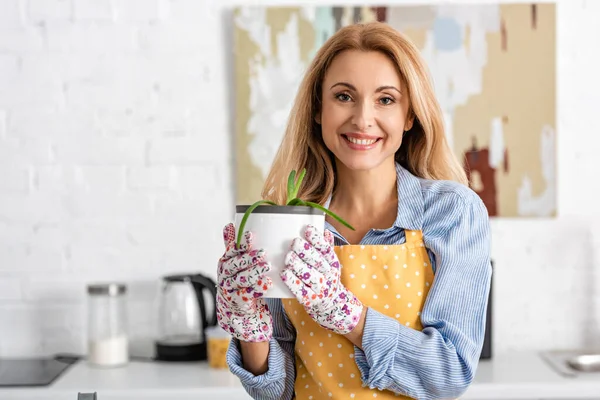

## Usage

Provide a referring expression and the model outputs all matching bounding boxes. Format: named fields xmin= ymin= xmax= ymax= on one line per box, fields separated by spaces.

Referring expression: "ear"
xmin=404 ymin=110 xmax=414 ymax=132
xmin=315 ymin=111 xmax=321 ymax=125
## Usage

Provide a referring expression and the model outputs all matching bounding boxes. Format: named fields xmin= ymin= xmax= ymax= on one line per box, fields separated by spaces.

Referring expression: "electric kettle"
xmin=154 ymin=273 xmax=217 ymax=362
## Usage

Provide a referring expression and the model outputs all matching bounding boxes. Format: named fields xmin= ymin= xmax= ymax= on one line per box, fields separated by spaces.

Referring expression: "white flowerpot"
xmin=234 ymin=205 xmax=325 ymax=299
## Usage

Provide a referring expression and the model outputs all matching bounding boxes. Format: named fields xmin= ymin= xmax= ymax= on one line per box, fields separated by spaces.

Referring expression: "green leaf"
xmin=286 ymin=198 xmax=303 ymax=206
xmin=286 ymin=170 xmax=296 ymax=204
xmin=236 ymin=199 xmax=277 ymax=247
xmin=291 ymin=168 xmax=306 ymax=199
xmin=303 ymin=201 xmax=355 ymax=231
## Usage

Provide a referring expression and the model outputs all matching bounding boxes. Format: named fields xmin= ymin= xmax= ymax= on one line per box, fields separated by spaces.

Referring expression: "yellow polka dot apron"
xmin=283 ymin=230 xmax=434 ymax=399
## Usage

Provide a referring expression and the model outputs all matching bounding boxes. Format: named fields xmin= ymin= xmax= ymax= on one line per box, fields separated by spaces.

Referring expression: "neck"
xmin=331 ymin=159 xmax=397 ymax=214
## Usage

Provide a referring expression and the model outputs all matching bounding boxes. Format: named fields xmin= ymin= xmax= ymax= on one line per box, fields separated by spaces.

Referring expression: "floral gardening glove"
xmin=280 ymin=224 xmax=364 ymax=335
xmin=216 ymin=223 xmax=273 ymax=342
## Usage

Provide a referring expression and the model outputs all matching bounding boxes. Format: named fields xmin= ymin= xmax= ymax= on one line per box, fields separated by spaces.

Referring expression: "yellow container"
xmin=206 ymin=326 xmax=231 ymax=369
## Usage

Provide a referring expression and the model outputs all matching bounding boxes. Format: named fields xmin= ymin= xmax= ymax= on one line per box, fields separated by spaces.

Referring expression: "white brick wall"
xmin=0 ymin=0 xmax=598 ymax=358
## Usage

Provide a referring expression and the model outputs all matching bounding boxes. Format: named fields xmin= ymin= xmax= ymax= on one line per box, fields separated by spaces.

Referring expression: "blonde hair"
xmin=261 ymin=22 xmax=468 ymax=205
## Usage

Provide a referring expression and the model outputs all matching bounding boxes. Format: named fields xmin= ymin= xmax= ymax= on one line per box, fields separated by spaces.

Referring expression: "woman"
xmin=217 ymin=21 xmax=491 ymax=400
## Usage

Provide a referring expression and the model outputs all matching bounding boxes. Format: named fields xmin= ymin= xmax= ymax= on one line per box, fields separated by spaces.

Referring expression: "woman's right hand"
xmin=216 ymin=223 xmax=274 ymax=342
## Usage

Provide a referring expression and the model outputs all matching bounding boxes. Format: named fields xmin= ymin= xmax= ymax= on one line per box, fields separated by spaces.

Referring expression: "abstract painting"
xmin=233 ymin=4 xmax=556 ymax=217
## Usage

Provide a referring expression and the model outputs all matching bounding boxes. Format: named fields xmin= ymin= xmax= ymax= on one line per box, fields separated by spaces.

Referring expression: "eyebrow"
xmin=330 ymin=82 xmax=402 ymax=94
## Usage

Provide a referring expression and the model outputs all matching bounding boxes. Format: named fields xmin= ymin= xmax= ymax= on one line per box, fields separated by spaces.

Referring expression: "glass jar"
xmin=205 ymin=326 xmax=231 ymax=369
xmin=86 ymin=283 xmax=129 ymax=368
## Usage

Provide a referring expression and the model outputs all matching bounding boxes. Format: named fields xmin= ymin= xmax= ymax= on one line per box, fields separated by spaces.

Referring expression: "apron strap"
xmin=404 ymin=229 xmax=423 ymax=244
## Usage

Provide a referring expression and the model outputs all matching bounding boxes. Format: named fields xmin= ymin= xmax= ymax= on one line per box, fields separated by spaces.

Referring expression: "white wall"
xmin=0 ymin=0 xmax=598 ymax=358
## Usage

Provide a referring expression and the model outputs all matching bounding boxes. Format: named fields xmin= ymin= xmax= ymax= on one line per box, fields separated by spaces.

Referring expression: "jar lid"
xmin=87 ymin=283 xmax=127 ymax=296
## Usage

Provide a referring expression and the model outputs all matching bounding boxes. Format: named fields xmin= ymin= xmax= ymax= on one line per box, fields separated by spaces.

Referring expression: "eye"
xmin=379 ymin=96 xmax=395 ymax=105
xmin=335 ymin=93 xmax=352 ymax=102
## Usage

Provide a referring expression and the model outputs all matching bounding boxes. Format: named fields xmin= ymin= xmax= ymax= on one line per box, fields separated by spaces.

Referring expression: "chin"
xmin=335 ymin=155 xmax=390 ymax=172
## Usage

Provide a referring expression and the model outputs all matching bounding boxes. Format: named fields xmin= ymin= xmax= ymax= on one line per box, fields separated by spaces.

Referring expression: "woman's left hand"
xmin=280 ymin=224 xmax=363 ymax=335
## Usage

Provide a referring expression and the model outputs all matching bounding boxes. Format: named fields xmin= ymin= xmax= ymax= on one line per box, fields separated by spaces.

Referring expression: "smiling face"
xmin=317 ymin=50 xmax=413 ymax=172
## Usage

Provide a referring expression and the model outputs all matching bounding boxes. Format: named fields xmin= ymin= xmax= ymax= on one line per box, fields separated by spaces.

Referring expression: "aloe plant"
xmin=236 ymin=169 xmax=355 ymax=247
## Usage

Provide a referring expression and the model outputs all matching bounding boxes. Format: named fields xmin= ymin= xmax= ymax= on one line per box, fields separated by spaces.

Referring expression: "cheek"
xmin=320 ymin=102 xmax=346 ymax=135
xmin=379 ymin=114 xmax=406 ymax=141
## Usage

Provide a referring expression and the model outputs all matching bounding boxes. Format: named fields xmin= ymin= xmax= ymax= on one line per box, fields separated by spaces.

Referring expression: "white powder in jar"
xmin=88 ymin=335 xmax=129 ymax=367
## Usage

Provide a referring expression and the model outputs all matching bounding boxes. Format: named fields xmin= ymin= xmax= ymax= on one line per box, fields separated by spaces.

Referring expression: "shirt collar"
xmin=323 ymin=162 xmax=424 ymax=231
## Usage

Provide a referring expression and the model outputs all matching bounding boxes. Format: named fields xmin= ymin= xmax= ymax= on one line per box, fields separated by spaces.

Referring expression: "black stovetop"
xmin=0 ymin=356 xmax=78 ymax=387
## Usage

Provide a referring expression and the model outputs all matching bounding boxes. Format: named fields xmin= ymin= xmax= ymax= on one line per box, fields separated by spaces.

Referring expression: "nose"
xmin=351 ymin=100 xmax=375 ymax=130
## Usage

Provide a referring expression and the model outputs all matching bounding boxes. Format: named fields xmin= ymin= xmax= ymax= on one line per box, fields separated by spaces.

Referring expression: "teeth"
xmin=347 ymin=137 xmax=377 ymax=145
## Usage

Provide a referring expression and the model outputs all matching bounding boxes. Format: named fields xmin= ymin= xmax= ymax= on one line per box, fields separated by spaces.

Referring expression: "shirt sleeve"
xmin=226 ymin=298 xmax=297 ymax=400
xmin=353 ymin=191 xmax=492 ymax=400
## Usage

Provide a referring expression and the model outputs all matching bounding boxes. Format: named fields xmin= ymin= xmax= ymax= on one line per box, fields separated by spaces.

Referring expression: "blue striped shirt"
xmin=227 ymin=162 xmax=492 ymax=400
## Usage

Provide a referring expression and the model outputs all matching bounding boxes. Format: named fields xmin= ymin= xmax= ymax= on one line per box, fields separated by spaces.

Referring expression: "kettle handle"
xmin=191 ymin=274 xmax=218 ymax=327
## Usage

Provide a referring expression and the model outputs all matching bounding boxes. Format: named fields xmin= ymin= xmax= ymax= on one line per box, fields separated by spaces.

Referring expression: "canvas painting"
xmin=232 ymin=4 xmax=556 ymax=217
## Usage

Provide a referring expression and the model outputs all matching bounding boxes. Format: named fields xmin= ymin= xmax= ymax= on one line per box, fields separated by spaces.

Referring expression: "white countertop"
xmin=467 ymin=352 xmax=600 ymax=399
xmin=1 ymin=351 xmax=599 ymax=400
